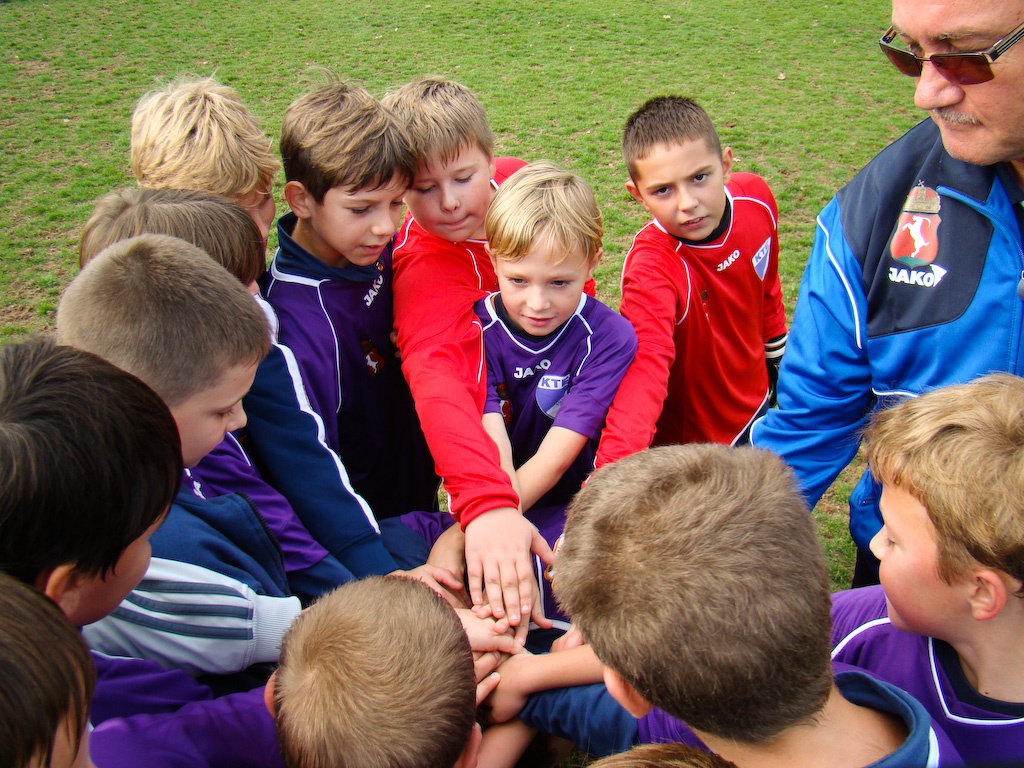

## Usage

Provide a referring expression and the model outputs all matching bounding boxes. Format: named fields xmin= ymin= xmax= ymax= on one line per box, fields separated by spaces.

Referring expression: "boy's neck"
xmin=290 ymin=217 xmax=348 ymax=269
xmin=698 ymin=684 xmax=906 ymax=768
xmin=949 ymin=601 xmax=1024 ymax=703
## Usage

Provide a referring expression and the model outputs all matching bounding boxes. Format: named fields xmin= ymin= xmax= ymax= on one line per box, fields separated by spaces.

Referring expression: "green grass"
xmin=2 ymin=0 xmax=909 ymax=591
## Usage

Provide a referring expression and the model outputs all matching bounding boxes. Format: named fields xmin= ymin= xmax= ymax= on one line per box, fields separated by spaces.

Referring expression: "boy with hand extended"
xmin=832 ymin=374 xmax=1024 ymax=766
xmin=386 ymin=77 xmax=588 ymax=634
xmin=597 ymin=96 xmax=787 ymax=466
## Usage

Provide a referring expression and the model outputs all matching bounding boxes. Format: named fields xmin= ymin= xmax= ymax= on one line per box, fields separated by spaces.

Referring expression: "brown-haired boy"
xmin=131 ymin=76 xmax=279 ymax=246
xmin=597 ymin=96 xmax=787 ymax=465
xmin=518 ymin=444 xmax=962 ymax=767
xmin=588 ymin=744 xmax=737 ymax=768
xmin=269 ymin=576 xmax=481 ymax=768
xmin=384 ymin=77 xmax=567 ymax=635
xmin=832 ymin=373 xmax=1024 ymax=766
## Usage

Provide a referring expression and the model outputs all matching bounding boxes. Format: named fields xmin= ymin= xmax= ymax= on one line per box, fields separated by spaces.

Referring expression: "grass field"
xmin=1 ymin=0 xmax=919 ymax=582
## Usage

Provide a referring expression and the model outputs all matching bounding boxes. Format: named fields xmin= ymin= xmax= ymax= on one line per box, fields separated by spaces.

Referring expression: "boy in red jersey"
xmin=596 ymin=97 xmax=788 ymax=467
xmin=383 ymin=78 xmax=557 ymax=639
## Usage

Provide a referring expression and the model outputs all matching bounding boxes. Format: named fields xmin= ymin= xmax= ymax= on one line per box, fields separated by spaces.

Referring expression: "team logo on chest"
xmin=361 ymin=340 xmax=386 ymax=375
xmin=536 ymin=373 xmax=569 ymax=418
xmin=888 ymin=185 xmax=947 ymax=287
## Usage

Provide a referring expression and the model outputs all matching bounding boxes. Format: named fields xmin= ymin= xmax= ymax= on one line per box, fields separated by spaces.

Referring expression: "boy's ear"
xmin=264 ymin=671 xmax=278 ymax=716
xmin=967 ymin=568 xmax=1012 ymax=621
xmin=36 ymin=563 xmax=85 ymax=623
xmin=603 ymin=666 xmax=653 ymax=718
xmin=720 ymin=147 xmax=734 ymax=185
xmin=625 ymin=179 xmax=647 ymax=209
xmin=484 ymin=243 xmax=498 ymax=270
xmin=283 ymin=181 xmax=315 ymax=220
xmin=587 ymin=249 xmax=603 ymax=280
xmin=452 ymin=722 xmax=482 ymax=768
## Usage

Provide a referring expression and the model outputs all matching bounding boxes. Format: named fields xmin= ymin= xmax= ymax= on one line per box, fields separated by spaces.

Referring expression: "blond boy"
xmin=597 ymin=96 xmax=787 ymax=465
xmin=832 ymin=373 xmax=1024 ymax=766
xmin=131 ymin=77 xmax=279 ymax=244
xmin=384 ymin=77 xmax=554 ymax=634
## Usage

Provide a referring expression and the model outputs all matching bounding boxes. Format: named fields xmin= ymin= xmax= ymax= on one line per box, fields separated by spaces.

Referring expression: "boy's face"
xmin=69 ymin=513 xmax=164 ymax=628
xmin=492 ymin=236 xmax=597 ymax=337
xmin=295 ymin=176 xmax=406 ymax=269
xmin=869 ymin=483 xmax=964 ymax=637
xmin=171 ymin=360 xmax=258 ymax=467
xmin=405 ymin=144 xmax=496 ymax=242
xmin=626 ymin=139 xmax=733 ymax=242
xmin=33 ymin=720 xmax=95 ymax=768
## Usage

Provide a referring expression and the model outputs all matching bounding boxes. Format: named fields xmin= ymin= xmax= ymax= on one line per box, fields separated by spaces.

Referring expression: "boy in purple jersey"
xmin=506 ymin=445 xmax=963 ymax=767
xmin=832 ymin=374 xmax=1024 ymax=767
xmin=261 ymin=79 xmax=439 ymax=528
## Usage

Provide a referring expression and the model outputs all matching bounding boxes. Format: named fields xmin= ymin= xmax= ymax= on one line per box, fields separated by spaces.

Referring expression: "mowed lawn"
xmin=1 ymin=0 xmax=921 ymax=582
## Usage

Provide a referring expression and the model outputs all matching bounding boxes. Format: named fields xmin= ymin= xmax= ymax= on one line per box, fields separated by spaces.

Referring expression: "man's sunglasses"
xmin=879 ymin=20 xmax=1024 ymax=85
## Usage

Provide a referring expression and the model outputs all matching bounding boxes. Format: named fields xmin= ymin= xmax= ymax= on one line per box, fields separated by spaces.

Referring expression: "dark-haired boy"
xmin=261 ymin=79 xmax=439 ymax=548
xmin=511 ymin=445 xmax=963 ymax=767
xmin=597 ymin=96 xmax=787 ymax=466
xmin=832 ymin=374 xmax=1024 ymax=766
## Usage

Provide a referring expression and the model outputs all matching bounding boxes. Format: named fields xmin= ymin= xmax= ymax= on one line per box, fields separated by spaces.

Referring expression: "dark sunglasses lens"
xmin=931 ymin=54 xmax=994 ymax=84
xmin=881 ymin=44 xmax=923 ymax=76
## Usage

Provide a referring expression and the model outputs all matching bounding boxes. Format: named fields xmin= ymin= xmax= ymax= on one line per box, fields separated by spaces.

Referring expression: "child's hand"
xmin=464 ymin=508 xmax=554 ymax=639
xmin=485 ymin=653 xmax=534 ymax=723
xmin=456 ymin=608 xmax=522 ymax=656
xmin=475 ymin=665 xmax=501 ymax=705
xmin=427 ymin=523 xmax=467 ymax=583
xmin=394 ymin=564 xmax=465 ymax=609
xmin=550 ymin=623 xmax=585 ymax=653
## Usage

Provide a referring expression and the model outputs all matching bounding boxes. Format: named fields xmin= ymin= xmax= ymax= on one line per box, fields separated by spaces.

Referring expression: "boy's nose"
xmin=439 ymin=184 xmax=459 ymax=212
xmin=868 ymin=526 xmax=887 ymax=561
xmin=228 ymin=405 xmax=248 ymax=433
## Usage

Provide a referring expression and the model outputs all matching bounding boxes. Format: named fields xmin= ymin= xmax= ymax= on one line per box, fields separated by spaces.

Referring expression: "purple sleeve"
xmin=90 ymin=652 xmax=213 ymax=724
xmin=90 ymin=687 xmax=283 ymax=768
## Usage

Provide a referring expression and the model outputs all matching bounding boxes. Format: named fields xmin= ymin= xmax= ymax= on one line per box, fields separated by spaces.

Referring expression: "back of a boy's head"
xmin=274 ymin=576 xmax=475 ymax=768
xmin=382 ymin=76 xmax=493 ymax=167
xmin=622 ymin=96 xmax=722 ymax=180
xmin=589 ymin=743 xmax=738 ymax=768
xmin=79 ymin=187 xmax=265 ymax=284
xmin=131 ymin=76 xmax=280 ymax=198
xmin=486 ymin=161 xmax=603 ymax=264
xmin=555 ymin=444 xmax=833 ymax=744
xmin=0 ymin=336 xmax=181 ymax=586
xmin=56 ymin=233 xmax=269 ymax=409
xmin=280 ymin=78 xmax=415 ymax=205
xmin=0 ymin=573 xmax=95 ymax=768
xmin=866 ymin=373 xmax=1024 ymax=589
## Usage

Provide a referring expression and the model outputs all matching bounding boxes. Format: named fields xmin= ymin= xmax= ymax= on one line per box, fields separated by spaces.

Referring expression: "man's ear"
xmin=264 ymin=671 xmax=278 ymax=716
xmin=452 ymin=722 xmax=482 ymax=768
xmin=36 ymin=563 xmax=85 ymax=623
xmin=283 ymin=181 xmax=315 ymax=220
xmin=603 ymin=666 xmax=653 ymax=718
xmin=968 ymin=568 xmax=1011 ymax=621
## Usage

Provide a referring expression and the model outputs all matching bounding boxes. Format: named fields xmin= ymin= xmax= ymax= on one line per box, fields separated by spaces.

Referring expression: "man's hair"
xmin=79 ymin=187 xmax=265 ymax=284
xmin=486 ymin=162 xmax=603 ymax=265
xmin=382 ymin=76 xmax=493 ymax=167
xmin=0 ymin=337 xmax=181 ymax=584
xmin=555 ymin=444 xmax=833 ymax=744
xmin=280 ymin=78 xmax=415 ymax=204
xmin=0 ymin=573 xmax=96 ymax=768
xmin=589 ymin=743 xmax=738 ymax=768
xmin=131 ymin=76 xmax=280 ymax=198
xmin=274 ymin=576 xmax=476 ymax=768
xmin=866 ymin=373 xmax=1024 ymax=590
xmin=56 ymin=233 xmax=269 ymax=408
xmin=622 ymin=96 xmax=722 ymax=180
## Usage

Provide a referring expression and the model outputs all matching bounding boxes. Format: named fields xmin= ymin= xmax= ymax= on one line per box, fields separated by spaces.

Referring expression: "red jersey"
xmin=596 ymin=173 xmax=788 ymax=466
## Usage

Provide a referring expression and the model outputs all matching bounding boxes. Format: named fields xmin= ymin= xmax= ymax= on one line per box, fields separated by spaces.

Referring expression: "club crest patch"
xmin=496 ymin=381 xmax=512 ymax=425
xmin=752 ymin=237 xmax=772 ymax=280
xmin=891 ymin=185 xmax=942 ymax=268
xmin=361 ymin=340 xmax=386 ymax=375
xmin=536 ymin=373 xmax=569 ymax=418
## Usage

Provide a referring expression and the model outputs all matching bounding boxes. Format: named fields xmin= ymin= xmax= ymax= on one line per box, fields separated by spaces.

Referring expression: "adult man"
xmin=751 ymin=0 xmax=1024 ymax=585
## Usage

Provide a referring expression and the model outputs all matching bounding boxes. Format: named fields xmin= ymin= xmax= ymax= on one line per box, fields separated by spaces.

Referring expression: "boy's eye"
xmin=455 ymin=175 xmax=473 ymax=183
xmin=508 ymin=277 xmax=526 ymax=285
xmin=412 ymin=185 xmax=435 ymax=194
xmin=390 ymin=200 xmax=405 ymax=208
xmin=653 ymin=186 xmax=671 ymax=196
xmin=551 ymin=280 xmax=568 ymax=288
xmin=350 ymin=207 xmax=370 ymax=215
xmin=693 ymin=173 xmax=709 ymax=183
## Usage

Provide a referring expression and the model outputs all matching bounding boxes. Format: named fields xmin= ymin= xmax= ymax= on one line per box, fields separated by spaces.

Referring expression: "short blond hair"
xmin=382 ymin=76 xmax=493 ymax=167
xmin=589 ymin=744 xmax=738 ymax=768
xmin=79 ymin=187 xmax=265 ymax=284
xmin=486 ymin=162 xmax=603 ymax=265
xmin=555 ymin=444 xmax=833 ymax=743
xmin=274 ymin=576 xmax=476 ymax=768
xmin=866 ymin=374 xmax=1024 ymax=589
xmin=56 ymin=234 xmax=269 ymax=408
xmin=280 ymin=79 xmax=414 ymax=204
xmin=131 ymin=76 xmax=280 ymax=198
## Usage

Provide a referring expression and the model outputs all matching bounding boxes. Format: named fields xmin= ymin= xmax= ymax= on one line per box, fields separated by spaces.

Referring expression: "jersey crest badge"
xmin=888 ymin=185 xmax=947 ymax=288
xmin=361 ymin=340 xmax=386 ymax=376
xmin=536 ymin=373 xmax=569 ymax=419
xmin=752 ymin=237 xmax=772 ymax=280
xmin=496 ymin=381 xmax=512 ymax=425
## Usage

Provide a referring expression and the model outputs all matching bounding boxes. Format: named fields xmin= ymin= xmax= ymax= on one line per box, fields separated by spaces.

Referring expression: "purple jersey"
xmin=476 ymin=292 xmax=636 ymax=509
xmin=832 ymin=585 xmax=1024 ymax=767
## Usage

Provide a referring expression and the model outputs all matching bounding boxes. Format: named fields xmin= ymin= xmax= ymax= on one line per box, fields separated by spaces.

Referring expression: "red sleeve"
xmin=595 ymin=234 xmax=682 ymax=468
xmin=393 ymin=219 xmax=519 ymax=526
xmin=742 ymin=175 xmax=788 ymax=342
